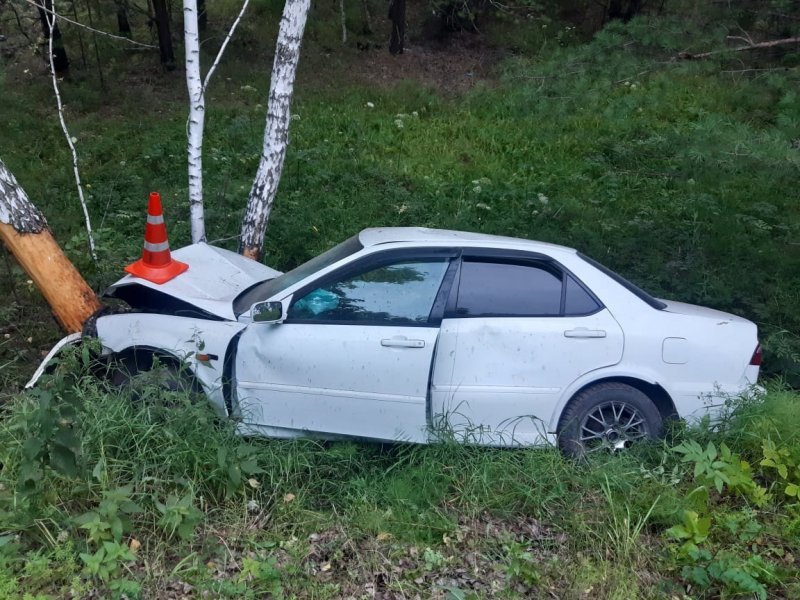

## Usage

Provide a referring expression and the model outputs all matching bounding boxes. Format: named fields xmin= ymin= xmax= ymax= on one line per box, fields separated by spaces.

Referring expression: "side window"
xmin=456 ymin=260 xmax=562 ymax=317
xmin=564 ymin=275 xmax=601 ymax=316
xmin=288 ymin=260 xmax=449 ymax=324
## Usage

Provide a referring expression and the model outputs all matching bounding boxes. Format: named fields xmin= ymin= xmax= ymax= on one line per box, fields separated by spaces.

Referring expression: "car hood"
xmin=105 ymin=243 xmax=282 ymax=321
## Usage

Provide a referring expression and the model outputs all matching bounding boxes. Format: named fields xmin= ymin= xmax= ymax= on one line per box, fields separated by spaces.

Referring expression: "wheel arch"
xmin=106 ymin=345 xmax=202 ymax=389
xmin=556 ymin=376 xmax=678 ymax=432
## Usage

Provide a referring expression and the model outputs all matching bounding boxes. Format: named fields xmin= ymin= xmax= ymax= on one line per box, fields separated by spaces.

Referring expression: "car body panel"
xmin=94 ymin=312 xmax=246 ymax=414
xmin=235 ymin=322 xmax=438 ymax=442
xmin=432 ymin=308 xmax=624 ymax=445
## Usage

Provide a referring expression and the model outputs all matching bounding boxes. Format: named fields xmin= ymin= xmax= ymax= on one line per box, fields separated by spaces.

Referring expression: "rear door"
xmin=431 ymin=253 xmax=624 ymax=445
xmin=235 ymin=249 xmax=458 ymax=442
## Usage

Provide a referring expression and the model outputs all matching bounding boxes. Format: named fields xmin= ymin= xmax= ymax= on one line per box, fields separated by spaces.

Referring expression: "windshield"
xmin=233 ymin=235 xmax=364 ymax=316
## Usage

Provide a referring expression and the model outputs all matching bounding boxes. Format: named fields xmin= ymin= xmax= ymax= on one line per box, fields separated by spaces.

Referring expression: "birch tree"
xmin=184 ymin=0 xmax=205 ymax=242
xmin=0 ymin=159 xmax=101 ymax=333
xmin=184 ymin=0 xmax=251 ymax=243
xmin=239 ymin=0 xmax=311 ymax=261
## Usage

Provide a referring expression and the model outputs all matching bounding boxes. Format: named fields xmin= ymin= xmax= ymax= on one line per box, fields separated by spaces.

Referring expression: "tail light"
xmin=749 ymin=344 xmax=762 ymax=366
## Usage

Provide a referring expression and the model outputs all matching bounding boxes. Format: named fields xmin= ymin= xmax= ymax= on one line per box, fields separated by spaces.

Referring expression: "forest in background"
xmin=0 ymin=0 xmax=799 ymax=597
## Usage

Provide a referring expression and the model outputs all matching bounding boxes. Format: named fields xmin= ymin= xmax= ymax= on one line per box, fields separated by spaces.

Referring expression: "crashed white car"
xmin=32 ymin=228 xmax=761 ymax=455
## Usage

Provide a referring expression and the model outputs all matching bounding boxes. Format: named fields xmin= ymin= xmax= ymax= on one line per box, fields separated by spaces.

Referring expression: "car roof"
xmin=358 ymin=227 xmax=576 ymax=254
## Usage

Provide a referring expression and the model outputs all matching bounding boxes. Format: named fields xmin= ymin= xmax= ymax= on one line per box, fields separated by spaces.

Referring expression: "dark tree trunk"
xmin=37 ymin=0 xmax=69 ymax=73
xmin=388 ymin=0 xmax=405 ymax=55
xmin=116 ymin=1 xmax=132 ymax=37
xmin=152 ymin=0 xmax=175 ymax=69
xmin=607 ymin=0 xmax=645 ymax=22
xmin=198 ymin=0 xmax=207 ymax=31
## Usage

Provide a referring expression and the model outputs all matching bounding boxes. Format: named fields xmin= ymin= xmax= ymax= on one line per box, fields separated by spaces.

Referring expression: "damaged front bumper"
xmin=25 ymin=332 xmax=83 ymax=389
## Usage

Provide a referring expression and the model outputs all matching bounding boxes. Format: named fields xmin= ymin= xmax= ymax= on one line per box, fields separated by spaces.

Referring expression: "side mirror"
xmin=251 ymin=300 xmax=284 ymax=323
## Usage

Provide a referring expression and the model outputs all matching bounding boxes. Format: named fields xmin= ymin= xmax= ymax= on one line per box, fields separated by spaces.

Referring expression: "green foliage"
xmin=672 ymin=440 xmax=769 ymax=504
xmin=666 ymin=509 xmax=711 ymax=556
xmin=503 ymin=541 xmax=540 ymax=586
xmin=154 ymin=492 xmax=204 ymax=541
xmin=238 ymin=556 xmax=284 ymax=598
xmin=760 ymin=438 xmax=800 ymax=497
xmin=74 ymin=486 xmax=142 ymax=546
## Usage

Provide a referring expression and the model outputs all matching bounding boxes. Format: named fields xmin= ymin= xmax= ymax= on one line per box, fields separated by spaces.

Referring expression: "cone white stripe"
xmin=144 ymin=240 xmax=170 ymax=252
xmin=147 ymin=215 xmax=165 ymax=225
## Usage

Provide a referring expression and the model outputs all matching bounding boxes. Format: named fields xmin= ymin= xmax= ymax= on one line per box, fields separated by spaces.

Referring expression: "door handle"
xmin=564 ymin=328 xmax=607 ymax=338
xmin=381 ymin=337 xmax=425 ymax=348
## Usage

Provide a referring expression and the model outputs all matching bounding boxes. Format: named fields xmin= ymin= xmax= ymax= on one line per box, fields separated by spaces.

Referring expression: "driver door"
xmin=234 ymin=250 xmax=456 ymax=442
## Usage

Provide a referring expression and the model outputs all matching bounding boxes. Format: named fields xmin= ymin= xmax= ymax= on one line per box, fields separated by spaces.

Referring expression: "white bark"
xmin=340 ymin=0 xmax=347 ymax=44
xmin=203 ymin=0 xmax=251 ymax=93
xmin=184 ymin=0 xmax=251 ymax=244
xmin=46 ymin=1 xmax=97 ymax=261
xmin=184 ymin=0 xmax=206 ymax=243
xmin=240 ymin=0 xmax=311 ymax=259
xmin=0 ymin=159 xmax=48 ymax=233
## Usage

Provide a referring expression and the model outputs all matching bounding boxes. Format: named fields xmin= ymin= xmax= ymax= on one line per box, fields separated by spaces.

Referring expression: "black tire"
xmin=557 ymin=382 xmax=663 ymax=459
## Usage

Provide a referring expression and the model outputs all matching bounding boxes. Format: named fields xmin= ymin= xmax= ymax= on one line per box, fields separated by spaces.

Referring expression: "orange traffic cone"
xmin=124 ymin=192 xmax=189 ymax=284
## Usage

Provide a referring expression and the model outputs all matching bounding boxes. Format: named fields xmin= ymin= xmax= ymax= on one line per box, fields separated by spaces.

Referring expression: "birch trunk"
xmin=0 ymin=159 xmax=101 ymax=333
xmin=239 ymin=0 xmax=310 ymax=261
xmin=184 ymin=0 xmax=250 ymax=243
xmin=184 ymin=0 xmax=206 ymax=243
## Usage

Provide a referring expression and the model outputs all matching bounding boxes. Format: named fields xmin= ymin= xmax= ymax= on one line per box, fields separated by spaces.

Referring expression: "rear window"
xmin=577 ymin=253 xmax=667 ymax=310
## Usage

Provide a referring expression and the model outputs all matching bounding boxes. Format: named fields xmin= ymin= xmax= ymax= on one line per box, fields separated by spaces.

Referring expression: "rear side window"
xmin=456 ymin=261 xmax=562 ymax=317
xmin=454 ymin=260 xmax=601 ymax=318
xmin=564 ymin=275 xmax=601 ymax=316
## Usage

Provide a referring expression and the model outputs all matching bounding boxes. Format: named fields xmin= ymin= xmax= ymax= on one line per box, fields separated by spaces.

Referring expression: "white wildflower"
xmin=366 ymin=102 xmax=375 ymax=108
xmin=394 ymin=119 xmax=404 ymax=129
xmin=538 ymin=193 xmax=549 ymax=205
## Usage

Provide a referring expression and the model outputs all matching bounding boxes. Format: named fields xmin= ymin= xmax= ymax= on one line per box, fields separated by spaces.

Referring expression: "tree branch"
xmin=203 ymin=0 xmax=251 ymax=92
xmin=26 ymin=0 xmax=157 ymax=48
xmin=678 ymin=37 xmax=800 ymax=60
xmin=46 ymin=2 xmax=97 ymax=261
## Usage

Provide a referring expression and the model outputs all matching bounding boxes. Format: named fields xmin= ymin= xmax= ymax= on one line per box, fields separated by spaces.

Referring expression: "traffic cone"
xmin=124 ymin=192 xmax=189 ymax=284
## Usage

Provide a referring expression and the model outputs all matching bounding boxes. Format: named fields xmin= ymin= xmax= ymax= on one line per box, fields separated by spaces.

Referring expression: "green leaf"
xmin=785 ymin=483 xmax=799 ymax=497
xmin=666 ymin=524 xmax=689 ymax=540
xmin=22 ymin=437 xmax=44 ymax=461
xmin=49 ymin=444 xmax=78 ymax=477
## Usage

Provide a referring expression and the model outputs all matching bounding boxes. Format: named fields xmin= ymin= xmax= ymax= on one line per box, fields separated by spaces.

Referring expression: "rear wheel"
xmin=557 ymin=382 xmax=663 ymax=458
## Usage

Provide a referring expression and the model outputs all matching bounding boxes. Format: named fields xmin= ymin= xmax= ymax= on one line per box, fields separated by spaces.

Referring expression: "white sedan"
xmin=33 ymin=228 xmax=762 ymax=455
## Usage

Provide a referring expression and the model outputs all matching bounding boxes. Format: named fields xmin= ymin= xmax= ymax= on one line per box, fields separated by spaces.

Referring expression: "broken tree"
xmin=0 ymin=159 xmax=100 ymax=333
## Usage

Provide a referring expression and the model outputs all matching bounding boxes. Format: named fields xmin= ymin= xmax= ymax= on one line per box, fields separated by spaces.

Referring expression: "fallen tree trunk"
xmin=0 ymin=159 xmax=101 ymax=333
xmin=678 ymin=36 xmax=800 ymax=60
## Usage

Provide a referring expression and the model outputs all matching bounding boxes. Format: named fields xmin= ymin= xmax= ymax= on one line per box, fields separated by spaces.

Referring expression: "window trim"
xmin=444 ymin=250 xmax=604 ymax=319
xmin=284 ymin=247 xmax=460 ymax=327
